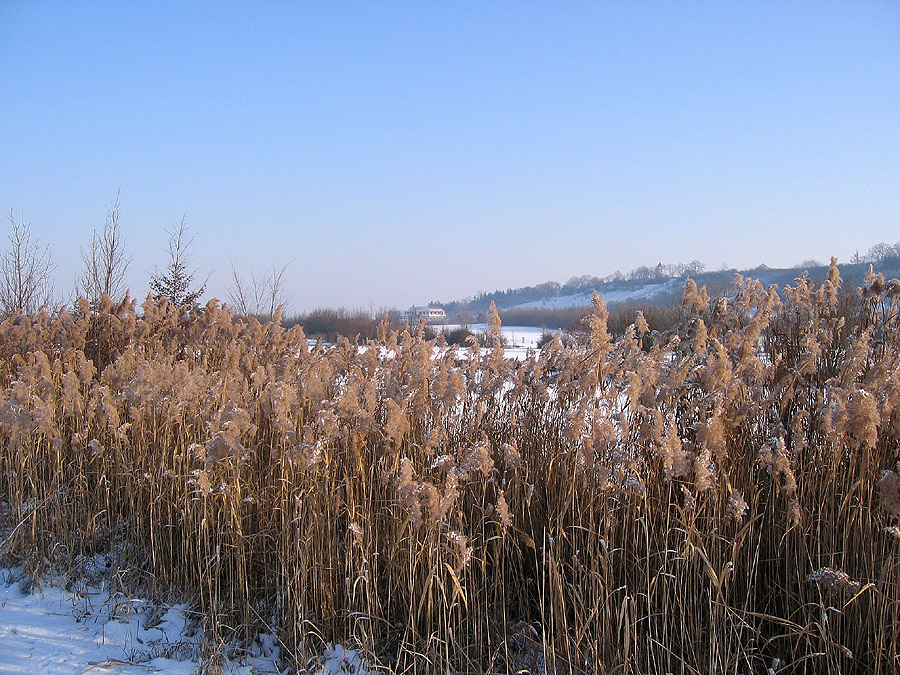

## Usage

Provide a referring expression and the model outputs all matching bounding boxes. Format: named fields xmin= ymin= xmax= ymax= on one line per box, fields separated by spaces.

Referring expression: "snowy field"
xmin=500 ymin=325 xmax=547 ymax=359
xmin=507 ymin=278 xmax=681 ymax=310
xmin=432 ymin=323 xmax=547 ymax=359
xmin=0 ymin=567 xmax=366 ymax=675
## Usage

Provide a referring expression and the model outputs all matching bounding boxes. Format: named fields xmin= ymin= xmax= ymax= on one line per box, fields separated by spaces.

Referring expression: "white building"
xmin=404 ymin=305 xmax=447 ymax=323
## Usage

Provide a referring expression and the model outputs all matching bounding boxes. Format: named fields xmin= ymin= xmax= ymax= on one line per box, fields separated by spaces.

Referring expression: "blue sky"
xmin=1 ymin=2 xmax=898 ymax=312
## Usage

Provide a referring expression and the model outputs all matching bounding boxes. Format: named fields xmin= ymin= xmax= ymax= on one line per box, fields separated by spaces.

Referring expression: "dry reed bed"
xmin=1 ymin=260 xmax=899 ymax=674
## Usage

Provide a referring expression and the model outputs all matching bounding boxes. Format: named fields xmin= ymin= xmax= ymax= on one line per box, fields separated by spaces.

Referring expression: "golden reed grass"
xmin=1 ymin=260 xmax=899 ymax=674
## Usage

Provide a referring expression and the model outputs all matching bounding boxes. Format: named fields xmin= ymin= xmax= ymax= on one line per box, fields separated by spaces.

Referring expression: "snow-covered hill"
xmin=443 ymin=261 xmax=900 ymax=317
xmin=508 ymin=278 xmax=682 ymax=310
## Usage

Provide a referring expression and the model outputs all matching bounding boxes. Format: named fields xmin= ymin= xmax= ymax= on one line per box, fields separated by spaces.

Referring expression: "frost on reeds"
xmin=1 ymin=262 xmax=900 ymax=674
xmin=758 ymin=437 xmax=801 ymax=524
xmin=879 ymin=467 xmax=900 ymax=517
xmin=807 ymin=567 xmax=864 ymax=600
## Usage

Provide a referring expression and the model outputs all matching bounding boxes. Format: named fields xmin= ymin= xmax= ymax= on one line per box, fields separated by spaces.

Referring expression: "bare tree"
xmin=228 ymin=263 xmax=262 ymax=318
xmin=795 ymin=259 xmax=824 ymax=270
xmin=0 ymin=210 xmax=55 ymax=316
xmin=228 ymin=261 xmax=292 ymax=321
xmin=668 ymin=262 xmax=688 ymax=277
xmin=865 ymin=242 xmax=899 ymax=264
xmin=685 ymin=260 xmax=706 ymax=276
xmin=456 ymin=310 xmax=473 ymax=331
xmin=77 ymin=193 xmax=131 ymax=306
xmin=149 ymin=218 xmax=206 ymax=307
xmin=629 ymin=265 xmax=654 ymax=281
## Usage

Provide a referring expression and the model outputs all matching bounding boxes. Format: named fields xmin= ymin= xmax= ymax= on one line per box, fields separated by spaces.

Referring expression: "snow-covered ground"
xmin=432 ymin=323 xmax=545 ymax=347
xmin=507 ymin=278 xmax=680 ymax=310
xmin=0 ymin=566 xmax=368 ymax=675
xmin=496 ymin=325 xmax=546 ymax=349
xmin=0 ymin=566 xmax=208 ymax=674
xmin=499 ymin=325 xmax=546 ymax=359
xmin=432 ymin=323 xmax=546 ymax=360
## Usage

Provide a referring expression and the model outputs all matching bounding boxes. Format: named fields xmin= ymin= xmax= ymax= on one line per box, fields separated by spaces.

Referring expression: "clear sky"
xmin=2 ymin=1 xmax=898 ymax=312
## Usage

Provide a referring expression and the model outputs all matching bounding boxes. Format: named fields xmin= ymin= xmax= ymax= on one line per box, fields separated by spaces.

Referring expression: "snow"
xmin=320 ymin=644 xmax=368 ymax=675
xmin=500 ymin=326 xmax=545 ymax=360
xmin=507 ymin=279 xmax=680 ymax=310
xmin=0 ymin=563 xmax=377 ymax=674
xmin=433 ymin=323 xmax=544 ymax=347
xmin=496 ymin=325 xmax=546 ymax=349
xmin=0 ymin=565 xmax=286 ymax=674
xmin=432 ymin=323 xmax=546 ymax=360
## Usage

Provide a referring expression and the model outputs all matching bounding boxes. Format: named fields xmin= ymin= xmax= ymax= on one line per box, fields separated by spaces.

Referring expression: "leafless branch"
xmin=228 ymin=261 xmax=292 ymax=321
xmin=78 ymin=192 xmax=131 ymax=306
xmin=0 ymin=210 xmax=55 ymax=316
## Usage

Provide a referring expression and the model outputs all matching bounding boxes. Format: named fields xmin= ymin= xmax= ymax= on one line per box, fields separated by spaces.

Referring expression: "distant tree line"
xmin=501 ymin=301 xmax=689 ymax=345
xmin=794 ymin=241 xmax=900 ymax=271
xmin=851 ymin=241 xmax=900 ymax=266
xmin=285 ymin=307 xmax=404 ymax=344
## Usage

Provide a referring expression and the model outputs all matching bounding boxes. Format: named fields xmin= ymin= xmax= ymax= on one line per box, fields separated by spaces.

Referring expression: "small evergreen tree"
xmin=149 ymin=218 xmax=205 ymax=307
